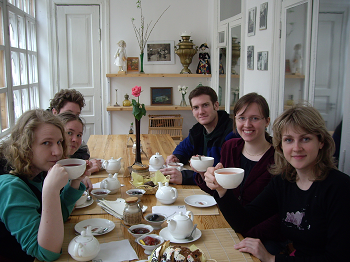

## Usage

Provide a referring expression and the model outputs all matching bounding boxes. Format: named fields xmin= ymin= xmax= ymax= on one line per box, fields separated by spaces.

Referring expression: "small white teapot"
xmin=155 ymin=182 xmax=178 ymax=205
xmin=102 ymin=157 xmax=122 ymax=174
xmin=149 ymin=152 xmax=165 ymax=170
xmin=68 ymin=226 xmax=100 ymax=261
xmin=100 ymin=173 xmax=121 ymax=194
xmin=167 ymin=211 xmax=194 ymax=240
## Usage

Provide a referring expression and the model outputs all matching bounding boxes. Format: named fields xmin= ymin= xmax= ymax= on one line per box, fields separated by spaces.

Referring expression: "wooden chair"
xmin=148 ymin=114 xmax=183 ymax=143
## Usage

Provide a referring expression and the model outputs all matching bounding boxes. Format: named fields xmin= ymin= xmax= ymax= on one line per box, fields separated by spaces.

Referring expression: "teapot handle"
xmin=74 ymin=243 xmax=84 ymax=257
xmin=172 ymin=187 xmax=178 ymax=200
xmin=186 ymin=210 xmax=194 ymax=222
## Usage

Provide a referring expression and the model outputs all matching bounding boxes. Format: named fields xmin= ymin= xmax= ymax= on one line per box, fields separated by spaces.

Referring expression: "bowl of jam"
xmin=144 ymin=213 xmax=166 ymax=230
xmin=128 ymin=224 xmax=153 ymax=238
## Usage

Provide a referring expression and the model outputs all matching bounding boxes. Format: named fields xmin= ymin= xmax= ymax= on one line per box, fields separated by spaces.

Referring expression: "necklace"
xmin=244 ymin=145 xmax=271 ymax=157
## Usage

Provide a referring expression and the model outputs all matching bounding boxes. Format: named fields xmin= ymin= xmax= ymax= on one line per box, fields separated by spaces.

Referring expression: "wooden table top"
xmin=35 ymin=134 xmax=259 ymax=262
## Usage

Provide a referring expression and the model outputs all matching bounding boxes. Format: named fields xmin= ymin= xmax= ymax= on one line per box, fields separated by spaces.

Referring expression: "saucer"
xmin=159 ymin=227 xmax=201 ymax=244
xmin=184 ymin=195 xmax=216 ymax=208
xmin=75 ymin=218 xmax=115 ymax=235
xmin=75 ymin=198 xmax=94 ymax=209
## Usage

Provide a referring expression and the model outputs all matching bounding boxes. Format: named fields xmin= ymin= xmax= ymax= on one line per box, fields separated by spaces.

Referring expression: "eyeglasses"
xmin=235 ymin=116 xmax=265 ymax=123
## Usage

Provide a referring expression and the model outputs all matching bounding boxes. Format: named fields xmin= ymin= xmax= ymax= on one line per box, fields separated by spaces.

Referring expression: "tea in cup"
xmin=56 ymin=158 xmax=86 ymax=179
xmin=214 ymin=168 xmax=244 ymax=189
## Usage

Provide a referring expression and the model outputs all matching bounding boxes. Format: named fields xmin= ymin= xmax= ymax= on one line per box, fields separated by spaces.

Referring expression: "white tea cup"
xmin=214 ymin=168 xmax=244 ymax=189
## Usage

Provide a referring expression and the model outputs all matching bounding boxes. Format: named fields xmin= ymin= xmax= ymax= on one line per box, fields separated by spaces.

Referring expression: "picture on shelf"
xmin=247 ymin=46 xmax=254 ymax=70
xmin=145 ymin=41 xmax=175 ymax=65
xmin=259 ymin=2 xmax=268 ymax=30
xmin=248 ymin=7 xmax=257 ymax=36
xmin=151 ymin=87 xmax=173 ymax=106
xmin=257 ymin=51 xmax=268 ymax=71
xmin=127 ymin=57 xmax=139 ymax=72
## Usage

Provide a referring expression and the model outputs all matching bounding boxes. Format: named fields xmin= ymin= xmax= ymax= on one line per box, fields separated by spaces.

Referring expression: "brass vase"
xmin=231 ymin=37 xmax=241 ymax=75
xmin=175 ymin=35 xmax=198 ymax=74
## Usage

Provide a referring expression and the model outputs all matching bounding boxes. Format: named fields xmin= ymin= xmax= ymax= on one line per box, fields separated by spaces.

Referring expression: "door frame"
xmin=47 ymin=0 xmax=110 ymax=135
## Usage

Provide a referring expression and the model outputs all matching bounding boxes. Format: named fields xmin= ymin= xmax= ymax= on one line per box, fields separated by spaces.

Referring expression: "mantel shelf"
xmin=106 ymin=73 xmax=212 ymax=78
xmin=107 ymin=105 xmax=228 ymax=111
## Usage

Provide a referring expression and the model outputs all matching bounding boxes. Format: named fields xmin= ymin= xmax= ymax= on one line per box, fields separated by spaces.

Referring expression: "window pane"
xmin=20 ymin=52 xmax=27 ymax=84
xmin=8 ymin=11 xmax=17 ymax=48
xmin=0 ymin=6 xmax=3 ymax=45
xmin=7 ymin=0 xmax=15 ymax=6
xmin=11 ymin=51 xmax=20 ymax=86
xmin=0 ymin=50 xmax=5 ymax=87
xmin=13 ymin=89 xmax=22 ymax=122
xmin=28 ymin=53 xmax=37 ymax=84
xmin=22 ymin=87 xmax=29 ymax=112
xmin=30 ymin=85 xmax=38 ymax=108
xmin=0 ymin=92 xmax=9 ymax=131
xmin=17 ymin=15 xmax=25 ymax=49
xmin=27 ymin=20 xmax=36 ymax=51
xmin=17 ymin=0 xmax=24 ymax=11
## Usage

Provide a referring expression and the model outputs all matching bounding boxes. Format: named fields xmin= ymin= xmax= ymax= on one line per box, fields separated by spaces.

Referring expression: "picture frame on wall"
xmin=257 ymin=51 xmax=268 ymax=71
xmin=127 ymin=57 xmax=139 ymax=72
xmin=248 ymin=7 xmax=256 ymax=36
xmin=145 ymin=41 xmax=175 ymax=64
xmin=259 ymin=2 xmax=268 ymax=30
xmin=247 ymin=46 xmax=254 ymax=70
xmin=150 ymin=87 xmax=173 ymax=105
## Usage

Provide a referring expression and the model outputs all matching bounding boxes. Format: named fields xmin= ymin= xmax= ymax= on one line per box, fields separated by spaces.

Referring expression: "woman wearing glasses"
xmin=196 ymin=92 xmax=284 ymax=254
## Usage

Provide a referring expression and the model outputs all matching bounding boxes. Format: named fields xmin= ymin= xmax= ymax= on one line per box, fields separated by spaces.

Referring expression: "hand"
xmin=70 ymin=160 xmax=92 ymax=189
xmin=82 ymin=176 xmax=93 ymax=192
xmin=204 ymin=163 xmax=227 ymax=197
xmin=159 ymin=167 xmax=182 ymax=184
xmin=43 ymin=164 xmax=69 ymax=193
xmin=89 ymin=159 xmax=102 ymax=174
xmin=166 ymin=154 xmax=179 ymax=165
xmin=234 ymin=238 xmax=275 ymax=262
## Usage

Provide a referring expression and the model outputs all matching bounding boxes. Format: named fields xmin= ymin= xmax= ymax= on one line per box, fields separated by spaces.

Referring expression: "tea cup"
xmin=167 ymin=162 xmax=184 ymax=171
xmin=56 ymin=158 xmax=86 ymax=179
xmin=214 ymin=168 xmax=244 ymax=189
xmin=190 ymin=156 xmax=214 ymax=172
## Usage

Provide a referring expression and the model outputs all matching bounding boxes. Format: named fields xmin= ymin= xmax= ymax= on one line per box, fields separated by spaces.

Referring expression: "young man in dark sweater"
xmin=160 ymin=86 xmax=238 ymax=184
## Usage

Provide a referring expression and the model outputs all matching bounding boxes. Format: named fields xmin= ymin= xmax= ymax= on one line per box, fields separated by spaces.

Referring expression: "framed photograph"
xmin=247 ymin=46 xmax=254 ymax=70
xmin=145 ymin=41 xmax=175 ymax=64
xmin=259 ymin=2 xmax=268 ymax=30
xmin=257 ymin=51 xmax=268 ymax=71
xmin=150 ymin=87 xmax=173 ymax=105
xmin=248 ymin=7 xmax=256 ymax=36
xmin=127 ymin=57 xmax=139 ymax=72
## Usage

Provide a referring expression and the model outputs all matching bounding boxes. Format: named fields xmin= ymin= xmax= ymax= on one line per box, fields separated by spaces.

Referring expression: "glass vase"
xmin=135 ymin=118 xmax=142 ymax=163
xmin=180 ymin=93 xmax=187 ymax=106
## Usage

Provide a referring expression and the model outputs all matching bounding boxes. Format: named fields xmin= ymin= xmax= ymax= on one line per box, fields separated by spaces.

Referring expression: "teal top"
xmin=0 ymin=173 xmax=85 ymax=261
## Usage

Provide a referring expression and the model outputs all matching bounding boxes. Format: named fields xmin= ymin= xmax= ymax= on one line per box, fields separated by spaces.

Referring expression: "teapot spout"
xmin=116 ymin=157 xmax=122 ymax=161
xmin=158 ymin=181 xmax=163 ymax=188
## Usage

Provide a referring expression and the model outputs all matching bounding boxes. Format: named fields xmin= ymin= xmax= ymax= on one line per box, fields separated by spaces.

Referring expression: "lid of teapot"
xmin=172 ymin=212 xmax=189 ymax=220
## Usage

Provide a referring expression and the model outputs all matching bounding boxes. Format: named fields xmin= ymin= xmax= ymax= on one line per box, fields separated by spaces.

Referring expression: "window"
xmin=0 ymin=0 xmax=38 ymax=137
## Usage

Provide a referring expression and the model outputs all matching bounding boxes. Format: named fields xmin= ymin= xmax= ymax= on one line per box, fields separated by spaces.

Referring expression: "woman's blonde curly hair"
xmin=0 ymin=109 xmax=68 ymax=177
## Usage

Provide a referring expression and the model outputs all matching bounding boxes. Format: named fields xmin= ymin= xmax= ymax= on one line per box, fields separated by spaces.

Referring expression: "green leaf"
xmin=132 ymin=99 xmax=146 ymax=121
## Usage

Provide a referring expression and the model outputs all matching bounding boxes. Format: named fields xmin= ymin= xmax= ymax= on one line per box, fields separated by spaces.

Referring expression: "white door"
xmin=313 ymin=13 xmax=343 ymax=131
xmin=56 ymin=5 xmax=102 ymax=141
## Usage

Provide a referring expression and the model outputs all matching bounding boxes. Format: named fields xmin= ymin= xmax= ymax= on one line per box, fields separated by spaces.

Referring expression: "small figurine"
xmin=292 ymin=43 xmax=302 ymax=75
xmin=196 ymin=43 xmax=211 ymax=74
xmin=114 ymin=40 xmax=127 ymax=73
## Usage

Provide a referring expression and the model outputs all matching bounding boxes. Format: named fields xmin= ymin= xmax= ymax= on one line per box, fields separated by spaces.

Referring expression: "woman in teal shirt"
xmin=0 ymin=109 xmax=89 ymax=262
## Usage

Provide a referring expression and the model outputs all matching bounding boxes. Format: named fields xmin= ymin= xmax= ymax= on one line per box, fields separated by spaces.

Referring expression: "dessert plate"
xmin=159 ymin=227 xmax=201 ymax=244
xmin=75 ymin=218 xmax=115 ymax=235
xmin=75 ymin=198 xmax=94 ymax=209
xmin=184 ymin=195 xmax=216 ymax=207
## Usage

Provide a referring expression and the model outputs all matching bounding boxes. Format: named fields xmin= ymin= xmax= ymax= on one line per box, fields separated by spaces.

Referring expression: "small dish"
xmin=75 ymin=198 xmax=94 ymax=209
xmin=126 ymin=189 xmax=146 ymax=200
xmin=91 ymin=189 xmax=111 ymax=200
xmin=184 ymin=195 xmax=217 ymax=208
xmin=159 ymin=227 xmax=202 ymax=244
xmin=144 ymin=213 xmax=167 ymax=230
xmin=136 ymin=234 xmax=164 ymax=255
xmin=128 ymin=224 xmax=153 ymax=238
xmin=75 ymin=218 xmax=115 ymax=235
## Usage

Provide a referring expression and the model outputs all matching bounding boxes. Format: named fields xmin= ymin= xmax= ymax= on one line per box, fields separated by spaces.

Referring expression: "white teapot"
xmin=167 ymin=211 xmax=194 ymax=240
xmin=102 ymin=157 xmax=122 ymax=174
xmin=149 ymin=152 xmax=165 ymax=170
xmin=100 ymin=173 xmax=121 ymax=194
xmin=68 ymin=226 xmax=100 ymax=261
xmin=155 ymin=182 xmax=178 ymax=204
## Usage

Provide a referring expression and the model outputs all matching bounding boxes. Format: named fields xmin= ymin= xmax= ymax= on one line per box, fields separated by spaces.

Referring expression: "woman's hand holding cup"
xmin=204 ymin=163 xmax=227 ymax=197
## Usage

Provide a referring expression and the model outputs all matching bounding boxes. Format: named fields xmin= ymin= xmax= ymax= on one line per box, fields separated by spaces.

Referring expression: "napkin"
xmin=152 ymin=205 xmax=186 ymax=217
xmin=92 ymin=239 xmax=138 ymax=262
xmin=98 ymin=198 xmax=147 ymax=220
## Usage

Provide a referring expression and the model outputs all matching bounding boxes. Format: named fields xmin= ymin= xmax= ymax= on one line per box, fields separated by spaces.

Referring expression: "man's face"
xmin=52 ymin=102 xmax=81 ymax=116
xmin=190 ymin=94 xmax=219 ymax=127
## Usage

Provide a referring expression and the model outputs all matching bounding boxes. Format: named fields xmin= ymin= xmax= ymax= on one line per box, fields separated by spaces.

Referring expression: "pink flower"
xmin=132 ymin=86 xmax=142 ymax=97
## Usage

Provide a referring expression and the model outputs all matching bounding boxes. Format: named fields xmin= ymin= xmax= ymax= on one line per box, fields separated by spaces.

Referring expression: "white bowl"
xmin=76 ymin=191 xmax=88 ymax=206
xmin=91 ymin=189 xmax=111 ymax=200
xmin=57 ymin=158 xmax=86 ymax=179
xmin=167 ymin=162 xmax=184 ymax=171
xmin=144 ymin=213 xmax=167 ymax=230
xmin=190 ymin=156 xmax=214 ymax=172
xmin=126 ymin=189 xmax=146 ymax=200
xmin=136 ymin=234 xmax=164 ymax=255
xmin=214 ymin=168 xmax=244 ymax=189
xmin=128 ymin=224 xmax=153 ymax=238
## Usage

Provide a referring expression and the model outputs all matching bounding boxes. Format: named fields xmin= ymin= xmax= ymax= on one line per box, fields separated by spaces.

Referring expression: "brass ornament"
xmin=174 ymin=34 xmax=198 ymax=74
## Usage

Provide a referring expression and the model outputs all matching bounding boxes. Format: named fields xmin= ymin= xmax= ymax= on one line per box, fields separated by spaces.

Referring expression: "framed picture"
xmin=150 ymin=87 xmax=173 ymax=105
xmin=248 ymin=7 xmax=256 ymax=36
xmin=247 ymin=46 xmax=254 ymax=70
xmin=257 ymin=51 xmax=268 ymax=71
xmin=259 ymin=2 xmax=268 ymax=30
xmin=145 ymin=41 xmax=175 ymax=64
xmin=127 ymin=57 xmax=139 ymax=72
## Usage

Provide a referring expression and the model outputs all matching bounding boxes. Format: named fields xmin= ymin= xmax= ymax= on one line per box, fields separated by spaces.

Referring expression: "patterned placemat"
xmin=156 ymin=188 xmax=219 ymax=215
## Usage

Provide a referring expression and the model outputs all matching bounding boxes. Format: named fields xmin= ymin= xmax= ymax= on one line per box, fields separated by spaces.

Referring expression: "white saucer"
xmin=184 ymin=195 xmax=216 ymax=207
xmin=75 ymin=198 xmax=94 ymax=209
xmin=159 ymin=227 xmax=201 ymax=244
xmin=75 ymin=218 xmax=115 ymax=235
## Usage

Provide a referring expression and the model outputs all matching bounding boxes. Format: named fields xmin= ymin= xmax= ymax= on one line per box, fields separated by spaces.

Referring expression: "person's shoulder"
xmin=326 ymin=169 xmax=350 ymax=184
xmin=223 ymin=138 xmax=241 ymax=147
xmin=0 ymin=174 xmax=24 ymax=188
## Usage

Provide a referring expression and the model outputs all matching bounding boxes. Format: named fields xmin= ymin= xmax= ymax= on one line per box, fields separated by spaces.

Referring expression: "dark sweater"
xmin=215 ymin=168 xmax=350 ymax=262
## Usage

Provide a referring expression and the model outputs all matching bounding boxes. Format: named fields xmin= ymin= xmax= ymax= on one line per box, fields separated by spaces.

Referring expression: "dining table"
xmin=34 ymin=134 xmax=260 ymax=262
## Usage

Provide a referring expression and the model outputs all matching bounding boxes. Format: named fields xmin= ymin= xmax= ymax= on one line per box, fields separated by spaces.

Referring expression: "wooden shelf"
xmin=106 ymin=73 xmax=211 ymax=78
xmin=285 ymin=74 xmax=305 ymax=79
xmin=107 ymin=105 xmax=228 ymax=111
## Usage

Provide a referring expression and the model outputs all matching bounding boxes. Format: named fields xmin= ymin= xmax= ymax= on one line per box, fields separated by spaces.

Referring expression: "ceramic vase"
xmin=135 ymin=118 xmax=142 ymax=163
